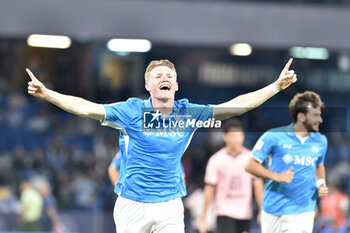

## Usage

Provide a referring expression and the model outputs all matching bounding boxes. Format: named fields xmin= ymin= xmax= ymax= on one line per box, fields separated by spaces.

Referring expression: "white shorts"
xmin=113 ymin=196 xmax=185 ymax=233
xmin=261 ymin=210 xmax=315 ymax=233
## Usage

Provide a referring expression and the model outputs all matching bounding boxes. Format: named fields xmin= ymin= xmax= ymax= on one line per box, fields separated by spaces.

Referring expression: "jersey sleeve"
xmin=316 ymin=135 xmax=328 ymax=166
xmin=102 ymin=98 xmax=138 ymax=129
xmin=204 ymin=156 xmax=219 ymax=186
xmin=251 ymin=131 xmax=276 ymax=163
xmin=187 ymin=103 xmax=214 ymax=123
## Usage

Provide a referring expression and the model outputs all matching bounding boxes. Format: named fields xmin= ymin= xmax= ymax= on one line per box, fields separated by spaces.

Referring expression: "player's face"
xmin=303 ymin=106 xmax=323 ymax=132
xmin=224 ymin=128 xmax=244 ymax=151
xmin=145 ymin=66 xmax=178 ymax=101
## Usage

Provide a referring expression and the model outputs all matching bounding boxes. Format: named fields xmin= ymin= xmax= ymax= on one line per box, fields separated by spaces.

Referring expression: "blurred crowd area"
xmin=0 ymin=39 xmax=350 ymax=232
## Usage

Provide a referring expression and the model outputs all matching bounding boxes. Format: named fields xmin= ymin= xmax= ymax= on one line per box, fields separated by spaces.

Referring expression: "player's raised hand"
xmin=275 ymin=166 xmax=294 ymax=183
xmin=274 ymin=58 xmax=297 ymax=91
xmin=26 ymin=68 xmax=48 ymax=99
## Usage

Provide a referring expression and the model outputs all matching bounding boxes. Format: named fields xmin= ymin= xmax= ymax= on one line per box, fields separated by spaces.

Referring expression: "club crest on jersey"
xmin=311 ymin=146 xmax=319 ymax=153
xmin=282 ymin=154 xmax=293 ymax=164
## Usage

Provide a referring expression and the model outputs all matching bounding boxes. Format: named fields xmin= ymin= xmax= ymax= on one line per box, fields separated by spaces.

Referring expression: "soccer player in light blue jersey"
xmin=245 ymin=91 xmax=329 ymax=233
xmin=26 ymin=59 xmax=296 ymax=233
xmin=108 ymin=149 xmax=186 ymax=188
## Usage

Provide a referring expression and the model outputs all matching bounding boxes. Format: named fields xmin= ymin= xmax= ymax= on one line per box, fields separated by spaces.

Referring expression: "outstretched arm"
xmin=213 ymin=58 xmax=297 ymax=120
xmin=26 ymin=68 xmax=106 ymax=121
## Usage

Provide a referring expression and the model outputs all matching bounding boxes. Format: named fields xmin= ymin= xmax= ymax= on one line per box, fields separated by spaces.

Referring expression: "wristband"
xmin=317 ymin=179 xmax=326 ymax=188
xmin=271 ymin=83 xmax=280 ymax=94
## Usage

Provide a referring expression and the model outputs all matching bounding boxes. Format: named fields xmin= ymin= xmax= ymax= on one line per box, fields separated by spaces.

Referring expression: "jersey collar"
xmin=286 ymin=123 xmax=295 ymax=136
xmin=145 ymin=97 xmax=153 ymax=108
xmin=286 ymin=123 xmax=316 ymax=138
xmin=144 ymin=97 xmax=180 ymax=116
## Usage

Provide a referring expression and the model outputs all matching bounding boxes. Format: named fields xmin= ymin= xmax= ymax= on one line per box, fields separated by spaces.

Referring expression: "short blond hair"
xmin=144 ymin=59 xmax=177 ymax=82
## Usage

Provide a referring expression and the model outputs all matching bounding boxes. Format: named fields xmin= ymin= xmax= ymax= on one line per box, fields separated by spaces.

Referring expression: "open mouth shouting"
xmin=159 ymin=82 xmax=171 ymax=91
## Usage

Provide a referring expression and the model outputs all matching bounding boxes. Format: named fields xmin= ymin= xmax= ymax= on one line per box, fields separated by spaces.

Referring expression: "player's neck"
xmin=293 ymin=123 xmax=310 ymax=138
xmin=225 ymin=146 xmax=241 ymax=157
xmin=151 ymin=97 xmax=174 ymax=115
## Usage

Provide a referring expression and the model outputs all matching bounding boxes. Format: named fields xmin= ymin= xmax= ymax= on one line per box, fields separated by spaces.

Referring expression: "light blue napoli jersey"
xmin=102 ymin=97 xmax=213 ymax=202
xmin=251 ymin=123 xmax=328 ymax=215
xmin=113 ymin=137 xmax=186 ymax=192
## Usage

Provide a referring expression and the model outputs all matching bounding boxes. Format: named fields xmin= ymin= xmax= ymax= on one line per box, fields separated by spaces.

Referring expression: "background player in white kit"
xmin=26 ymin=59 xmax=296 ymax=233
xmin=245 ymin=91 xmax=329 ymax=233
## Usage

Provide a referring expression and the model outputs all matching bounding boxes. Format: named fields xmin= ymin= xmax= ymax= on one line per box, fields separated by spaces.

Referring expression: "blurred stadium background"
xmin=0 ymin=0 xmax=350 ymax=232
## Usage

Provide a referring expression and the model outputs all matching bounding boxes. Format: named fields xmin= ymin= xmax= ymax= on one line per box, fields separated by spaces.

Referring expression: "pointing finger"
xmin=26 ymin=68 xmax=39 ymax=82
xmin=283 ymin=58 xmax=293 ymax=72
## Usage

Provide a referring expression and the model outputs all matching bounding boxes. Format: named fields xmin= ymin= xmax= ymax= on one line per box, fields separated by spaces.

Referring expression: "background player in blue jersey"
xmin=26 ymin=58 xmax=296 ymax=233
xmin=245 ymin=91 xmax=328 ymax=233
xmin=108 ymin=151 xmax=123 ymax=187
